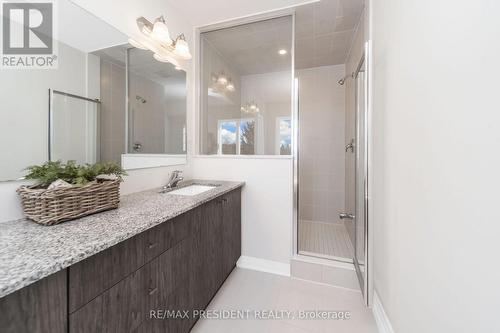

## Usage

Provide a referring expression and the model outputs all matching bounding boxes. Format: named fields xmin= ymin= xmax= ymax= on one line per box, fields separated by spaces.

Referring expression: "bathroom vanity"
xmin=0 ymin=181 xmax=243 ymax=333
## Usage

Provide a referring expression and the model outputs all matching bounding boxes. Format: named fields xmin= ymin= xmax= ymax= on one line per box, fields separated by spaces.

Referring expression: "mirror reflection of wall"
xmin=92 ymin=45 xmax=127 ymax=166
xmin=0 ymin=0 xmax=128 ymax=181
xmin=199 ymin=16 xmax=293 ymax=155
xmin=127 ymin=48 xmax=187 ymax=155
xmin=0 ymin=0 xmax=188 ymax=182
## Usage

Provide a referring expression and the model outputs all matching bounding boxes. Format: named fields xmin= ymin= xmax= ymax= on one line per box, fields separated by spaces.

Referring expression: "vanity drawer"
xmin=68 ymin=231 xmax=148 ymax=313
xmin=69 ymin=211 xmax=195 ymax=313
xmin=70 ymin=237 xmax=192 ymax=333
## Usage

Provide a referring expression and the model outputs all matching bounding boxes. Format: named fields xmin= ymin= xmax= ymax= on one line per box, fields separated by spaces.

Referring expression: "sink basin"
xmin=167 ymin=184 xmax=217 ymax=196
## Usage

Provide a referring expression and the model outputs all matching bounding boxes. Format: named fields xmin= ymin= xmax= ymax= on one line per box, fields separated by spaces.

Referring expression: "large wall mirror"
xmin=0 ymin=0 xmax=187 ymax=182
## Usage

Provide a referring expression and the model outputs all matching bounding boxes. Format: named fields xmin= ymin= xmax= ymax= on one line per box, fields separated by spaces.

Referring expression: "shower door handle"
xmin=345 ymin=139 xmax=354 ymax=153
xmin=339 ymin=213 xmax=355 ymax=220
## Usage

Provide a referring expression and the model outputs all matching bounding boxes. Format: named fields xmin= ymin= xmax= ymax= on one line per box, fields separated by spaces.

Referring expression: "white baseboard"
xmin=237 ymin=256 xmax=290 ymax=277
xmin=372 ymin=291 xmax=395 ymax=333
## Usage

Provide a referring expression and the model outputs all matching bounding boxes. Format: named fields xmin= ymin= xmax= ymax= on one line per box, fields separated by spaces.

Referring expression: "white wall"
xmin=0 ymin=41 xmax=91 ymax=181
xmin=192 ymin=156 xmax=293 ymax=265
xmin=371 ymin=0 xmax=500 ymax=331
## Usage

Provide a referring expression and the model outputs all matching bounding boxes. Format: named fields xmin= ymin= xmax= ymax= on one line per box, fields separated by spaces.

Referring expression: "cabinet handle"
xmin=148 ymin=242 xmax=158 ymax=249
xmin=148 ymin=287 xmax=158 ymax=296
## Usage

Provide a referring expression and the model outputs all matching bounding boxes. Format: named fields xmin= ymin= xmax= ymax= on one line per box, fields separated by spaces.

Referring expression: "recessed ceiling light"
xmin=278 ymin=49 xmax=287 ymax=55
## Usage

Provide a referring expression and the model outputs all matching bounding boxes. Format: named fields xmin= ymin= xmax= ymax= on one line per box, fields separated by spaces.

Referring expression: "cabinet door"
xmin=70 ymin=260 xmax=152 ymax=333
xmin=222 ymin=188 xmax=242 ymax=277
xmin=142 ymin=235 xmax=193 ymax=333
xmin=0 ymin=270 xmax=67 ymax=333
xmin=69 ymin=232 xmax=147 ymax=312
xmin=203 ymin=198 xmax=224 ymax=297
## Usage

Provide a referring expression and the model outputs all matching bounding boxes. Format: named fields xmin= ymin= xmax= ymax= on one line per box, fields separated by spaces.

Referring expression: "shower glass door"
xmin=354 ymin=50 xmax=369 ymax=300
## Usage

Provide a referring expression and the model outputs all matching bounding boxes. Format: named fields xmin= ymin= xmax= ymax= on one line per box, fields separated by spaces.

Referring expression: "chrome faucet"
xmin=162 ymin=170 xmax=183 ymax=192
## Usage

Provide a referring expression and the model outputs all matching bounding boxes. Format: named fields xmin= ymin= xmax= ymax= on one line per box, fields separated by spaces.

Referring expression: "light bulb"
xmin=173 ymin=36 xmax=192 ymax=60
xmin=151 ymin=17 xmax=172 ymax=45
xmin=217 ymin=75 xmax=228 ymax=86
xmin=278 ymin=49 xmax=287 ymax=55
xmin=128 ymin=38 xmax=148 ymax=50
xmin=226 ymin=80 xmax=235 ymax=92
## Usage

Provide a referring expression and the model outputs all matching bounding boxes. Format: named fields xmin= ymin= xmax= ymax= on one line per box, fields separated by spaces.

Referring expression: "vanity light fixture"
xmin=226 ymin=80 xmax=235 ymax=92
xmin=172 ymin=34 xmax=192 ymax=60
xmin=153 ymin=53 xmax=179 ymax=67
xmin=241 ymin=101 xmax=260 ymax=114
xmin=211 ymin=72 xmax=235 ymax=92
xmin=217 ymin=73 xmax=228 ymax=86
xmin=128 ymin=38 xmax=148 ymax=50
xmin=131 ymin=15 xmax=192 ymax=65
xmin=151 ymin=16 xmax=172 ymax=45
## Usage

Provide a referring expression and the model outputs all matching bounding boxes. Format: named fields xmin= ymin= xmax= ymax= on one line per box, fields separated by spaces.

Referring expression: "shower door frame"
xmin=352 ymin=41 xmax=372 ymax=306
xmin=292 ymin=39 xmax=374 ymax=306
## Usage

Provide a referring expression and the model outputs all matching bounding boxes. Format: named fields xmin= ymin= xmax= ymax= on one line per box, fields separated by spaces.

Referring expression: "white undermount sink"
xmin=167 ymin=184 xmax=217 ymax=196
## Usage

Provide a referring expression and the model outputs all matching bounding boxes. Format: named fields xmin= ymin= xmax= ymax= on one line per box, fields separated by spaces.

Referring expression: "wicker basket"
xmin=17 ymin=180 xmax=120 ymax=226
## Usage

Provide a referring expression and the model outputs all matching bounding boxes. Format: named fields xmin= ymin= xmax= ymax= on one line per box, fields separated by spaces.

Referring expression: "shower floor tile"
xmin=298 ymin=220 xmax=354 ymax=261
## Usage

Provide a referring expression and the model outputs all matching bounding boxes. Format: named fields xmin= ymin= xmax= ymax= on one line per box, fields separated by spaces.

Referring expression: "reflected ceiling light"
xmin=217 ymin=74 xmax=228 ymax=86
xmin=278 ymin=49 xmax=287 ymax=55
xmin=226 ymin=80 xmax=235 ymax=92
xmin=128 ymin=38 xmax=148 ymax=50
xmin=132 ymin=15 xmax=191 ymax=64
xmin=212 ymin=72 xmax=235 ymax=93
xmin=241 ymin=101 xmax=260 ymax=114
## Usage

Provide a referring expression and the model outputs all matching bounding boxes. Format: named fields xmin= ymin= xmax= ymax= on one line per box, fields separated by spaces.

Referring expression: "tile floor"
xmin=299 ymin=220 xmax=354 ymax=260
xmin=191 ymin=268 xmax=377 ymax=333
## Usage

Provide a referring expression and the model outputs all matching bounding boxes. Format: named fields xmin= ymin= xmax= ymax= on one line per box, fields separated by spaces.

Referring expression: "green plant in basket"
xmin=24 ymin=161 xmax=127 ymax=188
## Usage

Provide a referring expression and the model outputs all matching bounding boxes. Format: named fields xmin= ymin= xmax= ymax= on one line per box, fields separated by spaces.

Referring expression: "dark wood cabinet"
xmin=0 ymin=270 xmax=67 ymax=333
xmin=2 ymin=188 xmax=241 ymax=333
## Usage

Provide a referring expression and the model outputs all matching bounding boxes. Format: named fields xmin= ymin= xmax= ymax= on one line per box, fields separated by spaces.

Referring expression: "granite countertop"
xmin=0 ymin=179 xmax=244 ymax=298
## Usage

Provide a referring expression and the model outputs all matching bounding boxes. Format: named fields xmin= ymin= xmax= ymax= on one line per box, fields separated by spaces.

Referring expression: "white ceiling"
xmin=166 ymin=0 xmax=314 ymax=27
xmin=200 ymin=0 xmax=364 ymax=75
xmin=59 ymin=0 xmax=127 ymax=53
xmin=202 ymin=16 xmax=293 ymax=75
xmin=295 ymin=0 xmax=364 ymax=69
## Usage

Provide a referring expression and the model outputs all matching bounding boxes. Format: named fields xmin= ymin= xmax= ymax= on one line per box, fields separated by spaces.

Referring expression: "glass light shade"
xmin=152 ymin=21 xmax=172 ymax=45
xmin=173 ymin=38 xmax=192 ymax=60
xmin=153 ymin=53 xmax=179 ymax=67
xmin=128 ymin=38 xmax=148 ymax=50
xmin=217 ymin=75 xmax=228 ymax=86
xmin=141 ymin=25 xmax=152 ymax=36
xmin=226 ymin=82 xmax=235 ymax=92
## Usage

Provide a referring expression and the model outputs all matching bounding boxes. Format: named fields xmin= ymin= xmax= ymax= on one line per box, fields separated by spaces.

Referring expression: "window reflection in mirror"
xmin=199 ymin=16 xmax=293 ymax=155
